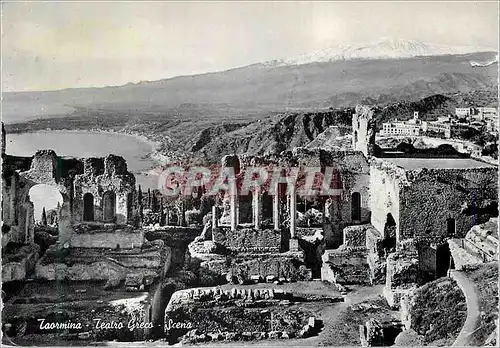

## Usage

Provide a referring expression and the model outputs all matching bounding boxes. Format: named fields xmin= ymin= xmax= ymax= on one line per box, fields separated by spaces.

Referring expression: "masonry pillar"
xmin=273 ymin=185 xmax=280 ymax=230
xmin=289 ymin=188 xmax=299 ymax=252
xmin=253 ymin=189 xmax=262 ymax=230
xmin=180 ymin=200 xmax=186 ymax=227
xmin=24 ymin=202 xmax=35 ymax=244
xmin=212 ymin=205 xmax=218 ymax=228
xmin=289 ymin=188 xmax=297 ymax=238
xmin=1 ymin=122 xmax=6 ymax=155
xmin=9 ymin=174 xmax=18 ymax=225
xmin=230 ymin=193 xmax=238 ymax=231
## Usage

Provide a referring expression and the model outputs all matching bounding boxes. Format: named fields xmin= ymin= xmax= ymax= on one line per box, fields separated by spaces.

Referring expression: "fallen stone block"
xmin=308 ymin=317 xmax=316 ymax=328
xmin=268 ymin=331 xmax=281 ymax=339
xmin=125 ymin=273 xmax=144 ymax=287
xmin=250 ymin=275 xmax=262 ymax=283
xmin=266 ymin=275 xmax=277 ymax=283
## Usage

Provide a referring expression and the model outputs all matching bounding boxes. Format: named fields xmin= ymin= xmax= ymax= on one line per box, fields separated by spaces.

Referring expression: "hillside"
xmin=5 ymin=86 xmax=498 ymax=163
xmin=3 ymin=52 xmax=497 ymax=125
xmin=194 ymin=109 xmax=353 ymax=161
xmin=409 ymin=277 xmax=467 ymax=346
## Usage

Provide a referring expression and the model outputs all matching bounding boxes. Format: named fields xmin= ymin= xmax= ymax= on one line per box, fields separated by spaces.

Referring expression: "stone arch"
xmin=436 ymin=243 xmax=451 ymax=278
xmin=15 ymin=174 xmax=74 ymax=244
xmin=351 ymin=192 xmax=361 ymax=221
xmin=446 ymin=217 xmax=456 ymax=237
xmin=83 ymin=193 xmax=94 ymax=222
xmin=102 ymin=191 xmax=116 ymax=222
xmin=28 ymin=184 xmax=64 ymax=225
xmin=383 ymin=213 xmax=397 ymax=252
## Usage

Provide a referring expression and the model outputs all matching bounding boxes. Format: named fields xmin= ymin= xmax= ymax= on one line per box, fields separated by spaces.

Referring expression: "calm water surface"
xmin=5 ymin=131 xmax=161 ymax=189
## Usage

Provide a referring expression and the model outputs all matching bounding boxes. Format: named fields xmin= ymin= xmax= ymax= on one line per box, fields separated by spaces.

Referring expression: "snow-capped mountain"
xmin=265 ymin=38 xmax=496 ymax=66
xmin=470 ymin=54 xmax=499 ymax=67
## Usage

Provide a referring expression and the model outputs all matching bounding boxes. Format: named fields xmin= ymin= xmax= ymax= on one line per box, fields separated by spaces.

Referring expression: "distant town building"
xmin=381 ymin=111 xmax=478 ymax=139
xmin=381 ymin=111 xmax=422 ymax=136
xmin=421 ymin=121 xmax=452 ymax=138
xmin=486 ymin=116 xmax=499 ymax=133
xmin=477 ymin=107 xmax=498 ymax=120
xmin=455 ymin=107 xmax=472 ymax=118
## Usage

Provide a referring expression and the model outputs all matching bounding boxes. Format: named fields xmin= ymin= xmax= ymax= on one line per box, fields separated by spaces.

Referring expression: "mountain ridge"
xmin=2 ymin=51 xmax=497 ymax=125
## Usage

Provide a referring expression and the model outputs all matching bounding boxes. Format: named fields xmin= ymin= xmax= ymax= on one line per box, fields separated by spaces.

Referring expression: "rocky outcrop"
xmin=321 ymin=224 xmax=382 ymax=285
xmin=195 ymin=110 xmax=353 ymax=161
xmin=34 ymin=241 xmax=170 ymax=284
xmin=383 ymin=248 xmax=419 ymax=309
xmin=359 ymin=318 xmax=404 ymax=347
xmin=2 ymin=243 xmax=40 ymax=282
xmin=190 ymin=123 xmax=248 ymax=152
xmin=448 ymin=218 xmax=498 ymax=270
xmin=393 ymin=328 xmax=424 ymax=346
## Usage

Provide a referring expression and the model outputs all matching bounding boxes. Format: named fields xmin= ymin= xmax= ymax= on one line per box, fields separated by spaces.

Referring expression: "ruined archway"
xmin=383 ymin=213 xmax=396 ymax=252
xmin=83 ymin=193 xmax=94 ymax=222
xmin=102 ymin=191 xmax=116 ymax=222
xmin=446 ymin=218 xmax=456 ymax=237
xmin=351 ymin=192 xmax=361 ymax=221
xmin=436 ymin=243 xmax=451 ymax=278
xmin=28 ymin=184 xmax=63 ymax=226
xmin=238 ymin=193 xmax=253 ymax=224
xmin=261 ymin=191 xmax=273 ymax=223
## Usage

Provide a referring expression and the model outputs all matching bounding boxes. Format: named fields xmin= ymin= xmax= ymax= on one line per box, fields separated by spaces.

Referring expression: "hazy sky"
xmin=2 ymin=1 xmax=498 ymax=92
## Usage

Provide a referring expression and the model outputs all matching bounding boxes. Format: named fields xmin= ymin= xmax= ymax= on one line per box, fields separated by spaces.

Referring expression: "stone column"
xmin=212 ymin=205 xmax=218 ymax=228
xmin=230 ymin=193 xmax=238 ymax=231
xmin=180 ymin=201 xmax=186 ymax=227
xmin=116 ymin=193 xmax=127 ymax=225
xmin=24 ymin=202 xmax=35 ymax=244
xmin=273 ymin=186 xmax=280 ymax=231
xmin=9 ymin=174 xmax=18 ymax=225
xmin=289 ymin=188 xmax=296 ymax=239
xmin=253 ymin=189 xmax=262 ymax=230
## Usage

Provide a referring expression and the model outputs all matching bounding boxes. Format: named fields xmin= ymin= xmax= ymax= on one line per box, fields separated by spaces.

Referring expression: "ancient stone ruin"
xmin=2 ymin=145 xmax=171 ymax=341
xmin=2 ymin=103 xmax=498 ymax=345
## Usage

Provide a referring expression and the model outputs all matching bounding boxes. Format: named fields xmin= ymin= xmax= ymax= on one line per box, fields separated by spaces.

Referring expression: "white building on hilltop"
xmin=477 ymin=107 xmax=497 ymax=120
xmin=381 ymin=112 xmax=422 ymax=136
xmin=455 ymin=107 xmax=472 ymax=118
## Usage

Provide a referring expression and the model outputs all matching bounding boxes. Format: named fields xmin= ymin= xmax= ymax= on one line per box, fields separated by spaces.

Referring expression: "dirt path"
xmin=451 ymin=270 xmax=480 ymax=347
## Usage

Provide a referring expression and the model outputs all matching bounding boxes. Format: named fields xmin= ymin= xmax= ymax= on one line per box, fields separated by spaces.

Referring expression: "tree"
xmin=138 ymin=185 xmax=143 ymax=206
xmin=41 ymin=207 xmax=47 ymax=226
xmin=151 ymin=192 xmax=159 ymax=213
xmin=138 ymin=185 xmax=144 ymax=222
xmin=147 ymin=188 xmax=151 ymax=209
xmin=160 ymin=199 xmax=166 ymax=226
